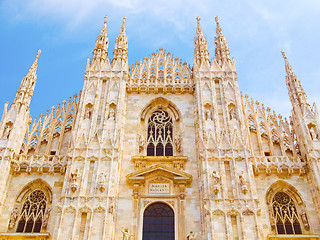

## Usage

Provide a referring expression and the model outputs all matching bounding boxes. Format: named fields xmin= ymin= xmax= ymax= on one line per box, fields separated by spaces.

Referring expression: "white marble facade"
xmin=0 ymin=16 xmax=319 ymax=240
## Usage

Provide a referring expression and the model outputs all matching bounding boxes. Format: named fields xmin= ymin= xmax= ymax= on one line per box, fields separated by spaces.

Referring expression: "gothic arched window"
xmin=272 ymin=192 xmax=302 ymax=234
xmin=16 ymin=190 xmax=47 ymax=233
xmin=147 ymin=109 xmax=173 ymax=156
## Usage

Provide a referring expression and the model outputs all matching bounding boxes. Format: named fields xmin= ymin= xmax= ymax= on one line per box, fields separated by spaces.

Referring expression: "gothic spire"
xmin=194 ymin=16 xmax=210 ymax=69
xmin=13 ymin=49 xmax=41 ymax=107
xmin=282 ymin=50 xmax=308 ymax=109
xmin=214 ymin=16 xmax=231 ymax=67
xmin=112 ymin=17 xmax=128 ymax=67
xmin=91 ymin=15 xmax=109 ymax=66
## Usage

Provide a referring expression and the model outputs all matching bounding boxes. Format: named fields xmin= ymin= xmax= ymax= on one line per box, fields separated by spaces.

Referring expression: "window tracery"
xmin=272 ymin=192 xmax=302 ymax=234
xmin=16 ymin=190 xmax=48 ymax=233
xmin=147 ymin=109 xmax=173 ymax=156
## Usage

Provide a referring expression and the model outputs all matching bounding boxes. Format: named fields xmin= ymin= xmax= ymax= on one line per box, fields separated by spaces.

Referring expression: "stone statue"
xmin=187 ymin=231 xmax=196 ymax=240
xmin=70 ymin=168 xmax=79 ymax=192
xmin=301 ymin=211 xmax=310 ymax=230
xmin=229 ymin=107 xmax=237 ymax=120
xmin=84 ymin=107 xmax=92 ymax=119
xmin=2 ymin=124 xmax=12 ymax=139
xmin=108 ymin=108 xmax=115 ymax=120
xmin=205 ymin=108 xmax=210 ymax=120
xmin=239 ymin=171 xmax=247 ymax=186
xmin=98 ymin=172 xmax=106 ymax=192
xmin=211 ymin=171 xmax=221 ymax=185
xmin=174 ymin=134 xmax=182 ymax=153
xmin=121 ymin=227 xmax=131 ymax=240
xmin=8 ymin=207 xmax=19 ymax=229
xmin=138 ymin=134 xmax=145 ymax=152
xmin=239 ymin=171 xmax=248 ymax=194
xmin=70 ymin=169 xmax=79 ymax=183
xmin=310 ymin=126 xmax=318 ymax=140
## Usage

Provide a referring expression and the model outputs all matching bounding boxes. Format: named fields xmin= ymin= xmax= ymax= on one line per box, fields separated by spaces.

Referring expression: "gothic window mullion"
xmin=272 ymin=192 xmax=302 ymax=235
xmin=147 ymin=109 xmax=173 ymax=156
xmin=16 ymin=190 xmax=47 ymax=233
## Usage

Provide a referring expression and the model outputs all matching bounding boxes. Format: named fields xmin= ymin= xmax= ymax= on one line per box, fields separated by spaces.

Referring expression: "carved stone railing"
xmin=132 ymin=156 xmax=188 ymax=171
xmin=126 ymin=79 xmax=194 ymax=94
xmin=0 ymin=232 xmax=50 ymax=240
xmin=252 ymin=156 xmax=307 ymax=175
xmin=11 ymin=154 xmax=68 ymax=174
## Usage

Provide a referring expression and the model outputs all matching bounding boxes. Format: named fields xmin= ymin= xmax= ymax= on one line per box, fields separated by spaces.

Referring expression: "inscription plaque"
xmin=149 ymin=183 xmax=170 ymax=194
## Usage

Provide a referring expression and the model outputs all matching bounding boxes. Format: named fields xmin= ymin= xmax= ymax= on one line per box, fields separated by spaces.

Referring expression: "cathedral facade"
xmin=0 ymin=16 xmax=320 ymax=240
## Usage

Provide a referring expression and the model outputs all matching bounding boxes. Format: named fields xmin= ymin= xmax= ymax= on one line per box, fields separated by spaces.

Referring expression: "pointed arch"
xmin=266 ymin=180 xmax=304 ymax=206
xmin=140 ymin=97 xmax=181 ymax=121
xmin=11 ymin=179 xmax=53 ymax=233
xmin=16 ymin=178 xmax=53 ymax=204
xmin=266 ymin=180 xmax=306 ymax=235
xmin=140 ymin=98 xmax=182 ymax=156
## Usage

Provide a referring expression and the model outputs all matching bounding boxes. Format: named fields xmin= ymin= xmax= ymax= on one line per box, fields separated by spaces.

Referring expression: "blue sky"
xmin=0 ymin=0 xmax=320 ymax=118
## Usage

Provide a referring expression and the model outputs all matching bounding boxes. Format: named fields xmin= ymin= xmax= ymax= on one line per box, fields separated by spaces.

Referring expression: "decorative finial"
xmin=123 ymin=16 xmax=126 ymax=23
xmin=215 ymin=16 xmax=219 ymax=24
xmin=197 ymin=16 xmax=200 ymax=22
xmin=36 ymin=49 xmax=41 ymax=58
xmin=104 ymin=15 xmax=108 ymax=25
xmin=281 ymin=50 xmax=287 ymax=60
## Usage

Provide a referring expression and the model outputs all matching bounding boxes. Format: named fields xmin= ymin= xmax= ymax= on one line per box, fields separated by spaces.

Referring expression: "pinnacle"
xmin=215 ymin=16 xmax=219 ymax=24
xmin=120 ymin=16 xmax=127 ymax=34
xmin=196 ymin=16 xmax=203 ymax=35
xmin=281 ymin=50 xmax=287 ymax=60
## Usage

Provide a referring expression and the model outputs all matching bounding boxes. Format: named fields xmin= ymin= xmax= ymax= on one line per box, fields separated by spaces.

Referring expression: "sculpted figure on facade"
xmin=174 ymin=134 xmax=182 ymax=153
xmin=229 ymin=106 xmax=237 ymax=120
xmin=204 ymin=107 xmax=214 ymax=121
xmin=310 ymin=126 xmax=318 ymax=140
xmin=211 ymin=170 xmax=221 ymax=194
xmin=121 ymin=227 xmax=131 ymax=240
xmin=239 ymin=171 xmax=248 ymax=194
xmin=2 ymin=123 xmax=12 ymax=139
xmin=8 ymin=207 xmax=19 ymax=229
xmin=187 ymin=230 xmax=196 ymax=240
xmin=108 ymin=197 xmax=115 ymax=214
xmin=97 ymin=172 xmax=107 ymax=192
xmin=138 ymin=133 xmax=145 ymax=153
xmin=70 ymin=168 xmax=80 ymax=192
xmin=301 ymin=211 xmax=310 ymax=230
xmin=108 ymin=107 xmax=116 ymax=120
xmin=84 ymin=105 xmax=93 ymax=119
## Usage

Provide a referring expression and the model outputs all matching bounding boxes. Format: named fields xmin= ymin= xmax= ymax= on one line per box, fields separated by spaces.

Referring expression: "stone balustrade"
xmin=11 ymin=154 xmax=68 ymax=174
xmin=252 ymin=156 xmax=307 ymax=175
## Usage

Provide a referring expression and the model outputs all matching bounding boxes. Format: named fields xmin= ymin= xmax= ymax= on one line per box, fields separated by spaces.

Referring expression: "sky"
xmin=0 ymin=0 xmax=320 ymax=119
